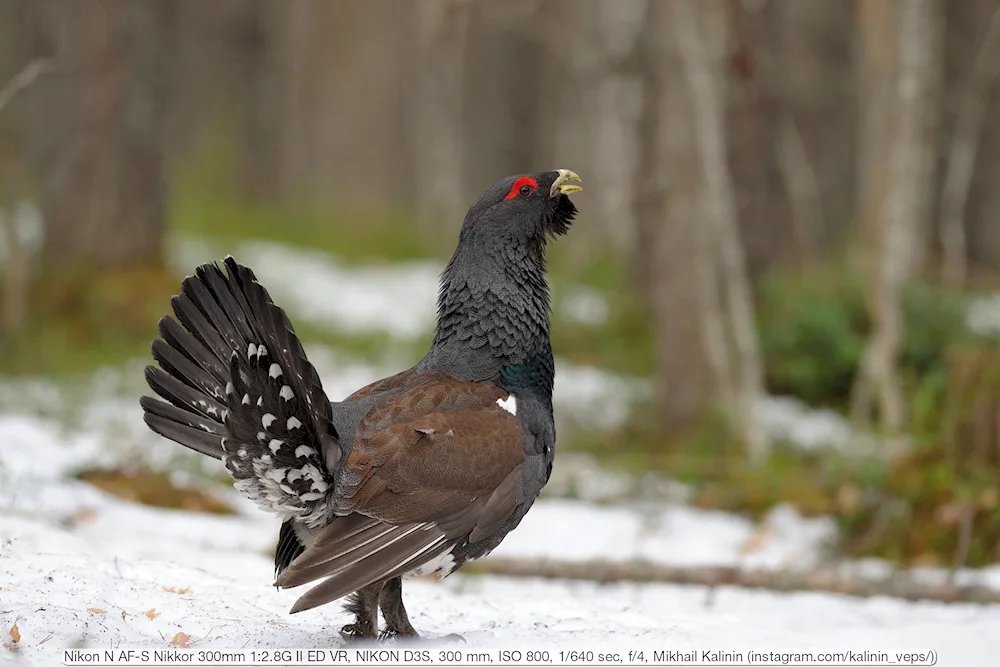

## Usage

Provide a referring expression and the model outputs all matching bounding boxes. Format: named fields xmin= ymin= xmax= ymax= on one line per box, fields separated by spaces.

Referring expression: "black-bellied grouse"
xmin=140 ymin=170 xmax=582 ymax=641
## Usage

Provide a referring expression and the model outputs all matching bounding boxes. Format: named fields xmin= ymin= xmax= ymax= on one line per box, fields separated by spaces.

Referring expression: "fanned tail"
xmin=141 ymin=257 xmax=341 ymax=528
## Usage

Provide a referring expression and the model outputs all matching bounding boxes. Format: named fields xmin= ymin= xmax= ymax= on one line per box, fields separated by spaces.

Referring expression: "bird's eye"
xmin=504 ymin=176 xmax=539 ymax=200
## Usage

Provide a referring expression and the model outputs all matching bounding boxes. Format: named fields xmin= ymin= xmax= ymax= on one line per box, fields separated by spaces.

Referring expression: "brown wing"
xmin=275 ymin=376 xmax=525 ymax=612
xmin=343 ymin=367 xmax=418 ymax=400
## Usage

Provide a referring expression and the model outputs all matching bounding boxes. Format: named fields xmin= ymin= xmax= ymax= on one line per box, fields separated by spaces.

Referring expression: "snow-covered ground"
xmin=5 ymin=392 xmax=1000 ymax=664
xmin=5 ymin=416 xmax=1000 ymax=664
xmin=4 ymin=238 xmax=1000 ymax=664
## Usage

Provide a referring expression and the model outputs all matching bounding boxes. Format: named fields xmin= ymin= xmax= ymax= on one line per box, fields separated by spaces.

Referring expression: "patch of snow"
xmin=755 ymin=395 xmax=879 ymax=454
xmin=171 ymin=237 xmax=441 ymax=339
xmin=965 ymin=294 xmax=1000 ymax=338
xmin=554 ymin=362 xmax=650 ymax=431
xmin=544 ymin=453 xmax=640 ymax=502
xmin=0 ymin=200 xmax=44 ymax=265
xmin=492 ymin=500 xmax=836 ymax=571
xmin=544 ymin=453 xmax=690 ymax=504
xmin=0 ymin=367 xmax=226 ymax=487
xmin=0 ymin=376 xmax=67 ymax=419
xmin=559 ymin=286 xmax=609 ymax=326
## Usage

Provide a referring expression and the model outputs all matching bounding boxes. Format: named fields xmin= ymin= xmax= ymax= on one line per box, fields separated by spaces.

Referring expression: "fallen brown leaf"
xmin=739 ymin=525 xmax=773 ymax=556
xmin=169 ymin=632 xmax=190 ymax=647
xmin=86 ymin=608 xmax=107 ymax=615
xmin=37 ymin=635 xmax=52 ymax=646
xmin=145 ymin=608 xmax=158 ymax=620
xmin=72 ymin=509 xmax=98 ymax=526
xmin=162 ymin=586 xmax=191 ymax=595
xmin=9 ymin=623 xmax=19 ymax=643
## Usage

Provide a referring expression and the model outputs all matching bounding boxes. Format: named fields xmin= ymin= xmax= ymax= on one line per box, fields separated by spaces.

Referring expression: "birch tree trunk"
xmin=852 ymin=0 xmax=943 ymax=431
xmin=856 ymin=0 xmax=899 ymax=264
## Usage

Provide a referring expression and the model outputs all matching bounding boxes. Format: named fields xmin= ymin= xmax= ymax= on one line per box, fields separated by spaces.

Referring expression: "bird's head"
xmin=459 ymin=169 xmax=581 ymax=248
xmin=432 ymin=170 xmax=582 ymax=370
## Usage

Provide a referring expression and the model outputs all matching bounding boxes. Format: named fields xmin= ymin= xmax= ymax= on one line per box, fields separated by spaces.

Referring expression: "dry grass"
xmin=77 ymin=468 xmax=236 ymax=515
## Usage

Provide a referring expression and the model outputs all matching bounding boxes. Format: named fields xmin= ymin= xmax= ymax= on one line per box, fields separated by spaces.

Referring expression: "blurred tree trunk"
xmin=940 ymin=6 xmax=1000 ymax=288
xmin=0 ymin=1 xmax=43 ymax=338
xmin=243 ymin=0 xmax=415 ymax=210
xmin=856 ymin=0 xmax=899 ymax=264
xmin=852 ymin=0 xmax=943 ymax=431
xmin=233 ymin=0 xmax=290 ymax=201
xmin=585 ymin=1 xmax=644 ymax=259
xmin=0 ymin=58 xmax=52 ymax=337
xmin=774 ymin=0 xmax=854 ymax=264
xmin=954 ymin=0 xmax=1000 ymax=279
xmin=31 ymin=0 xmax=175 ymax=268
xmin=726 ymin=1 xmax=794 ymax=284
xmin=462 ymin=2 xmax=546 ymax=200
xmin=633 ymin=0 xmax=715 ymax=438
xmin=534 ymin=0 xmax=644 ymax=274
xmin=410 ymin=0 xmax=472 ymax=227
xmin=671 ymin=0 xmax=769 ymax=460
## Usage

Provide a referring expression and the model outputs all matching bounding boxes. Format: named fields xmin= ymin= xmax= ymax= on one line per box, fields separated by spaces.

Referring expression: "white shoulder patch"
xmin=496 ymin=393 xmax=517 ymax=416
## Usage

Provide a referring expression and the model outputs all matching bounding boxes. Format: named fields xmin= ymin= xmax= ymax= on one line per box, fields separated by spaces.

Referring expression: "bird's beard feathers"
xmin=542 ymin=195 xmax=577 ymax=239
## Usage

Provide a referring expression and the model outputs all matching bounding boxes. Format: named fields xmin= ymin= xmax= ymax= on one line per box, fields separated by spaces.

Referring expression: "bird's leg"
xmin=340 ymin=582 xmax=384 ymax=643
xmin=378 ymin=578 xmax=465 ymax=644
xmin=378 ymin=577 xmax=419 ymax=641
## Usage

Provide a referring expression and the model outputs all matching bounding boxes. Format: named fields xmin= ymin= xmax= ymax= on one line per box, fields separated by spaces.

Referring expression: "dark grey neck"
xmin=417 ymin=237 xmax=554 ymax=405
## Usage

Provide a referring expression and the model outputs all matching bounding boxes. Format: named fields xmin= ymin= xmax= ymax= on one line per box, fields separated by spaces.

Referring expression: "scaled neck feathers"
xmin=418 ymin=233 xmax=554 ymax=403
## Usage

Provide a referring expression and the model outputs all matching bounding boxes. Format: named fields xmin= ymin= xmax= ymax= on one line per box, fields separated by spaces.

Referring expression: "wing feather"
xmin=277 ymin=376 xmax=530 ymax=608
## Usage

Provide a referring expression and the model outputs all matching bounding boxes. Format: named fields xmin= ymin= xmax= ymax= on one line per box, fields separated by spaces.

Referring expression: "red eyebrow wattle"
xmin=504 ymin=176 xmax=538 ymax=200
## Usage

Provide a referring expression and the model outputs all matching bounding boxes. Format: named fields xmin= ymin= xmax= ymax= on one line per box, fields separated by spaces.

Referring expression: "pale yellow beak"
xmin=550 ymin=169 xmax=582 ymax=197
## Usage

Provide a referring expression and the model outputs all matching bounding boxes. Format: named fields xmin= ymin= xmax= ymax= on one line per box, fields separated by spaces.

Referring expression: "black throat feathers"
xmin=418 ymin=231 xmax=554 ymax=407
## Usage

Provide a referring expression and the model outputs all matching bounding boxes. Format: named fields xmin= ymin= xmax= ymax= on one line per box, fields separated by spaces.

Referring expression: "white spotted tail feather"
xmin=141 ymin=257 xmax=340 ymax=529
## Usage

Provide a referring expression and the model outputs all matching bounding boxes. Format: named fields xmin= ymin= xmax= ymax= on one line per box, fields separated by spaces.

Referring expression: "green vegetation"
xmin=756 ymin=264 xmax=981 ymax=410
xmin=548 ymin=248 xmax=656 ymax=378
xmin=570 ymin=262 xmax=1000 ymax=567
xmin=575 ymin=396 xmax=1000 ymax=567
xmin=172 ymin=186 xmax=437 ymax=266
xmin=171 ymin=130 xmax=441 ymax=265
xmin=0 ymin=261 xmax=178 ymax=376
